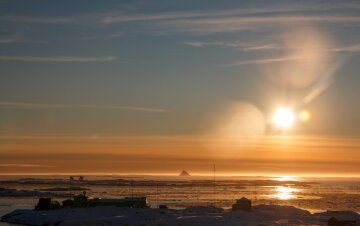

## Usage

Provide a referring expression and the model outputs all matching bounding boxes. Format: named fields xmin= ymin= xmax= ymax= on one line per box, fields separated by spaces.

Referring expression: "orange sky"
xmin=1 ymin=134 xmax=359 ymax=177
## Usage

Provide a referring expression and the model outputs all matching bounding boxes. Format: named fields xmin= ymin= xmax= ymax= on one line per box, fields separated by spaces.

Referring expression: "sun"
xmin=272 ymin=107 xmax=295 ymax=129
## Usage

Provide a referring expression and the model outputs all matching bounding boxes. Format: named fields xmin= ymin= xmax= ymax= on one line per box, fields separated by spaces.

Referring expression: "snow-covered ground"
xmin=2 ymin=205 xmax=360 ymax=226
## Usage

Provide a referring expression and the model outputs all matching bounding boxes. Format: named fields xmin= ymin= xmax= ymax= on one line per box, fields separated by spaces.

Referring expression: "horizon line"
xmin=0 ymin=172 xmax=359 ymax=179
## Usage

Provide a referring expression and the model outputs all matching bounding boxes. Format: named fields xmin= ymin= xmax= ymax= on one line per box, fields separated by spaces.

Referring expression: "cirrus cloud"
xmin=0 ymin=55 xmax=117 ymax=62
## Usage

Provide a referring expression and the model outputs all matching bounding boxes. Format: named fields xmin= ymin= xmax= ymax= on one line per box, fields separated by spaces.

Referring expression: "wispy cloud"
xmin=0 ymin=33 xmax=28 ymax=44
xmin=330 ymin=44 xmax=360 ymax=53
xmin=230 ymin=49 xmax=353 ymax=66
xmin=0 ymin=101 xmax=169 ymax=113
xmin=100 ymin=2 xmax=360 ymax=24
xmin=0 ymin=163 xmax=55 ymax=168
xmin=186 ymin=41 xmax=250 ymax=48
xmin=100 ymin=8 xmax=281 ymax=24
xmin=80 ymin=32 xmax=124 ymax=40
xmin=0 ymin=55 xmax=117 ymax=62
xmin=187 ymin=40 xmax=360 ymax=54
xmin=2 ymin=15 xmax=79 ymax=24
xmin=149 ymin=15 xmax=360 ymax=35
xmin=0 ymin=37 xmax=22 ymax=44
xmin=231 ymin=55 xmax=305 ymax=66
xmin=1 ymin=2 xmax=359 ymax=35
xmin=186 ymin=41 xmax=284 ymax=51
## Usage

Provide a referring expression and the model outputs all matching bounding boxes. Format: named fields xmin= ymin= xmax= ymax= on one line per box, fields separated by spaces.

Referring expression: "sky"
xmin=0 ymin=0 xmax=359 ymax=176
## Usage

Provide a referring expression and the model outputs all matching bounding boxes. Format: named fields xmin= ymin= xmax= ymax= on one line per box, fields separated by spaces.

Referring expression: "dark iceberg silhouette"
xmin=179 ymin=170 xmax=190 ymax=176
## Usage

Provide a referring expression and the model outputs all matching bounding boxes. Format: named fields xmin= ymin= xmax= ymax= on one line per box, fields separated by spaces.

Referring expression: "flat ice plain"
xmin=2 ymin=205 xmax=360 ymax=226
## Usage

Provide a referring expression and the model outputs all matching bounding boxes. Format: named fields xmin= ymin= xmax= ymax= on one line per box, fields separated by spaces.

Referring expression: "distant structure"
xmin=70 ymin=176 xmax=85 ymax=183
xmin=40 ymin=192 xmax=149 ymax=210
xmin=73 ymin=191 xmax=89 ymax=207
xmin=213 ymin=164 xmax=216 ymax=206
xmin=159 ymin=204 xmax=168 ymax=209
xmin=179 ymin=170 xmax=191 ymax=176
xmin=232 ymin=197 xmax=252 ymax=212
xmin=328 ymin=217 xmax=356 ymax=226
xmin=35 ymin=198 xmax=60 ymax=210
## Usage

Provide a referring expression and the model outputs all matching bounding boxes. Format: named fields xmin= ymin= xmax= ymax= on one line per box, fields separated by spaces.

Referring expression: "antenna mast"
xmin=213 ymin=163 xmax=216 ymax=207
xmin=156 ymin=183 xmax=159 ymax=208
xmin=131 ymin=180 xmax=134 ymax=198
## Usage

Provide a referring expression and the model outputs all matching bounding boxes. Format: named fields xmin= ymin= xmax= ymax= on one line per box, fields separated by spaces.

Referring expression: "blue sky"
xmin=0 ymin=0 xmax=359 ymax=136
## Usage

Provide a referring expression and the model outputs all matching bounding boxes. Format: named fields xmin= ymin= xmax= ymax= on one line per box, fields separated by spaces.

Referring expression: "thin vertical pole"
xmin=254 ymin=185 xmax=257 ymax=202
xmin=156 ymin=183 xmax=159 ymax=208
xmin=131 ymin=180 xmax=134 ymax=198
xmin=213 ymin=163 xmax=216 ymax=207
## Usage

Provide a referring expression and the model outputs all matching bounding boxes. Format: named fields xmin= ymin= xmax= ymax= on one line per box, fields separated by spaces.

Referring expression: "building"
xmin=73 ymin=192 xmax=88 ymax=207
xmin=35 ymin=192 xmax=148 ymax=210
xmin=35 ymin=198 xmax=60 ymax=210
xmin=328 ymin=217 xmax=356 ymax=226
xmin=232 ymin=197 xmax=252 ymax=212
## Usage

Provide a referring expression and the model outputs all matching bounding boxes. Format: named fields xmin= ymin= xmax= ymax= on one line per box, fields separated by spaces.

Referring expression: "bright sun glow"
xmin=274 ymin=186 xmax=298 ymax=200
xmin=272 ymin=107 xmax=295 ymax=129
xmin=274 ymin=176 xmax=297 ymax=181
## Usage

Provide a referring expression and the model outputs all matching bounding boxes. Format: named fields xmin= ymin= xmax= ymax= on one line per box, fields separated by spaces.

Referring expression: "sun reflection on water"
xmin=273 ymin=176 xmax=298 ymax=181
xmin=272 ymin=186 xmax=298 ymax=200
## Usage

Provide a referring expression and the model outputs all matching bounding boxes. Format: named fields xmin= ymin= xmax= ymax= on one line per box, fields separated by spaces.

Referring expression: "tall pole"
xmin=213 ymin=163 xmax=216 ymax=207
xmin=131 ymin=180 xmax=134 ymax=199
xmin=156 ymin=183 xmax=159 ymax=208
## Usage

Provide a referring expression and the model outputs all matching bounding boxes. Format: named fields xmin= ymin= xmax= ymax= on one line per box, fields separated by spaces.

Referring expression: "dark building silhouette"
xmin=232 ymin=197 xmax=252 ymax=212
xmin=73 ymin=191 xmax=88 ymax=207
xmin=328 ymin=217 xmax=356 ymax=226
xmin=35 ymin=198 xmax=60 ymax=210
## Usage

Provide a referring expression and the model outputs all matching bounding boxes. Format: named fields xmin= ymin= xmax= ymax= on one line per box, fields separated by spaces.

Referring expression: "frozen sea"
xmin=0 ymin=175 xmax=359 ymax=225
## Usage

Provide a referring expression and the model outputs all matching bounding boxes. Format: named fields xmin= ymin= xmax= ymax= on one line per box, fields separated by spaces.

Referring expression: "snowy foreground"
xmin=2 ymin=205 xmax=360 ymax=226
